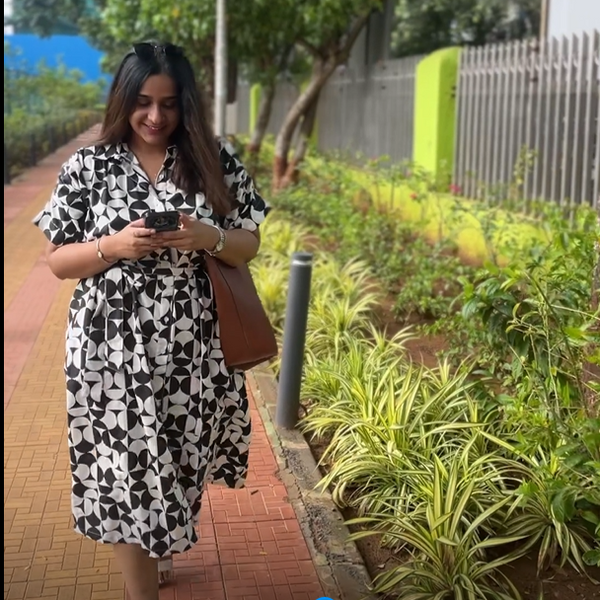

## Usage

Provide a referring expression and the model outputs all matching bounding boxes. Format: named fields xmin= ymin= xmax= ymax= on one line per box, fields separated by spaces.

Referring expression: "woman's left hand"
xmin=153 ymin=213 xmax=219 ymax=252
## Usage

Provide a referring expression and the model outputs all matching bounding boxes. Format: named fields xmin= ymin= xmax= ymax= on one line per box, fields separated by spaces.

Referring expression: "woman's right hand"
xmin=102 ymin=219 xmax=158 ymax=261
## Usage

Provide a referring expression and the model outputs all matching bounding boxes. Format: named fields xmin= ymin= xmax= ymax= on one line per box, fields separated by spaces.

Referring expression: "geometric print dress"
xmin=33 ymin=139 xmax=270 ymax=558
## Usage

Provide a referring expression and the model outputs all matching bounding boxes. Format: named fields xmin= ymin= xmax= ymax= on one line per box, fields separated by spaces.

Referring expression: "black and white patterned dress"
xmin=33 ymin=140 xmax=270 ymax=558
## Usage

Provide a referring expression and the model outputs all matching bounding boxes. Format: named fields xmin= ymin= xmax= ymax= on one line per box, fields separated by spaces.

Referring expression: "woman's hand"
xmin=153 ymin=213 xmax=220 ymax=253
xmin=102 ymin=218 xmax=159 ymax=261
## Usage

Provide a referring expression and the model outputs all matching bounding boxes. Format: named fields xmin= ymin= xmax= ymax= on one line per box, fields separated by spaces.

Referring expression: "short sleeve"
xmin=219 ymin=139 xmax=271 ymax=231
xmin=32 ymin=150 xmax=89 ymax=246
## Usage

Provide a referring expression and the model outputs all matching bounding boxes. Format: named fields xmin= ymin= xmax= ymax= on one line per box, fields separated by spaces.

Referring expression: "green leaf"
xmin=581 ymin=511 xmax=600 ymax=526
xmin=551 ymin=487 xmax=577 ymax=524
xmin=583 ymin=549 xmax=600 ymax=567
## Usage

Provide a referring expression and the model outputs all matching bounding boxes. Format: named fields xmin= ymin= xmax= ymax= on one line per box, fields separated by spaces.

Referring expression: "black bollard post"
xmin=275 ymin=252 xmax=313 ymax=429
xmin=4 ymin=144 xmax=10 ymax=185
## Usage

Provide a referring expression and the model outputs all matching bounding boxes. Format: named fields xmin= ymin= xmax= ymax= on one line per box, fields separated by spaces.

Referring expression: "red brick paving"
xmin=4 ymin=257 xmax=62 ymax=407
xmin=4 ymin=132 xmax=326 ymax=600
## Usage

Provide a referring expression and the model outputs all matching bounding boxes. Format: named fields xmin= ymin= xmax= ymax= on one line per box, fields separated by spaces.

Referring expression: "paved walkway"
xmin=4 ymin=131 xmax=326 ymax=600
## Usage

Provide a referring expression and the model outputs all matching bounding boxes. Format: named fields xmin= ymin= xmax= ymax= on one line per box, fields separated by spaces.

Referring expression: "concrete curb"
xmin=247 ymin=367 xmax=377 ymax=600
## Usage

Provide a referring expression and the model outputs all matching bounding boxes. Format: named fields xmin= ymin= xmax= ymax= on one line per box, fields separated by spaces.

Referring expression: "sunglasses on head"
xmin=132 ymin=42 xmax=184 ymax=60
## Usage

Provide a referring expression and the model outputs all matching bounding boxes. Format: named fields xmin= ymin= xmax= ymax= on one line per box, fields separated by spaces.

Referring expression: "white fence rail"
xmin=233 ymin=31 xmax=600 ymax=208
xmin=454 ymin=31 xmax=600 ymax=208
xmin=233 ymin=80 xmax=301 ymax=143
xmin=317 ymin=56 xmax=422 ymax=163
xmin=265 ymin=81 xmax=300 ymax=136
xmin=233 ymin=56 xmax=421 ymax=164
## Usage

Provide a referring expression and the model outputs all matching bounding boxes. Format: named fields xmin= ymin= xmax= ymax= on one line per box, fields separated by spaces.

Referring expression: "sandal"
xmin=158 ymin=556 xmax=174 ymax=584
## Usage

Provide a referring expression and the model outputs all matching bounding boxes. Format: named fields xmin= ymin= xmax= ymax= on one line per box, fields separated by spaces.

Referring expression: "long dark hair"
xmin=98 ymin=42 xmax=230 ymax=216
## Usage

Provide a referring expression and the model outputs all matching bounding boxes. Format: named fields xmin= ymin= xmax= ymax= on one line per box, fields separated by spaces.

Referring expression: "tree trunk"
xmin=280 ymin=90 xmax=321 ymax=187
xmin=272 ymin=59 xmax=336 ymax=189
xmin=247 ymin=47 xmax=293 ymax=157
xmin=247 ymin=81 xmax=275 ymax=155
xmin=271 ymin=13 xmax=371 ymax=190
xmin=200 ymin=55 xmax=216 ymax=112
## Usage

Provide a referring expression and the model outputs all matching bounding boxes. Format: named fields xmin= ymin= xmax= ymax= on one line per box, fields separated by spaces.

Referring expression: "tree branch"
xmin=340 ymin=12 xmax=372 ymax=57
xmin=277 ymin=43 xmax=294 ymax=71
xmin=297 ymin=38 xmax=324 ymax=59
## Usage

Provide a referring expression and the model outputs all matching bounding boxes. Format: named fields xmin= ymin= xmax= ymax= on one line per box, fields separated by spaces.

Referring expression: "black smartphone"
xmin=144 ymin=210 xmax=180 ymax=232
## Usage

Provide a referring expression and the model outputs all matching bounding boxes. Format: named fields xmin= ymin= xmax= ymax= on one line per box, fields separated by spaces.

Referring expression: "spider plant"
xmin=349 ymin=457 xmax=528 ymax=600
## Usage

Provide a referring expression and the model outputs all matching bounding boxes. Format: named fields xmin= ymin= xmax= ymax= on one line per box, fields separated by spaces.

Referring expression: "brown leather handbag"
xmin=204 ymin=253 xmax=278 ymax=371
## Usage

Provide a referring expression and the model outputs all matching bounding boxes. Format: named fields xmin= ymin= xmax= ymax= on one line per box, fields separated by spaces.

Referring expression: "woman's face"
xmin=129 ymin=74 xmax=180 ymax=149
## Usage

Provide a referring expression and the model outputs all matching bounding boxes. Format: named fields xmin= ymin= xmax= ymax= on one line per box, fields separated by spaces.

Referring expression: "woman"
xmin=33 ymin=42 xmax=270 ymax=600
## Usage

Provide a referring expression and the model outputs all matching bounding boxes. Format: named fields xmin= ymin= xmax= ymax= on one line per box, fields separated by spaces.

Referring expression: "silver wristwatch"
xmin=206 ymin=223 xmax=226 ymax=256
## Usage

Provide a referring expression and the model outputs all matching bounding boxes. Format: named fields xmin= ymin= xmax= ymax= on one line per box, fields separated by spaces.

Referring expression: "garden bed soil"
xmin=302 ymin=314 xmax=598 ymax=600
xmin=349 ymin=521 xmax=600 ymax=600
xmin=500 ymin=556 xmax=600 ymax=600
xmin=283 ymin=205 xmax=599 ymax=599
xmin=372 ymin=294 xmax=449 ymax=368
xmin=307 ymin=436 xmax=600 ymax=600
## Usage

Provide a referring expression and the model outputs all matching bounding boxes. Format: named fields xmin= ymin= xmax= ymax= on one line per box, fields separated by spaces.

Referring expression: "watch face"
xmin=208 ymin=227 xmax=226 ymax=255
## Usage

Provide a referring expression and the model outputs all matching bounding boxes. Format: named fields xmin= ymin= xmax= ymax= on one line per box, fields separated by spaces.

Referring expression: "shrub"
xmin=249 ymin=148 xmax=599 ymax=598
xmin=4 ymin=41 xmax=106 ymax=178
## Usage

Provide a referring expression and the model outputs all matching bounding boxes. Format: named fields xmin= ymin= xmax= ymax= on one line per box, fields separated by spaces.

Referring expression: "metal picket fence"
xmin=454 ymin=30 xmax=600 ymax=208
xmin=316 ymin=55 xmax=423 ymax=163
xmin=232 ymin=56 xmax=421 ymax=164
xmin=233 ymin=31 xmax=600 ymax=208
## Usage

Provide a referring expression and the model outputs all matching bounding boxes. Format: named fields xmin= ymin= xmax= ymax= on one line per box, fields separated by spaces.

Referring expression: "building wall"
xmin=547 ymin=0 xmax=600 ymax=38
xmin=4 ymin=34 xmax=105 ymax=82
xmin=4 ymin=0 xmax=14 ymax=34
